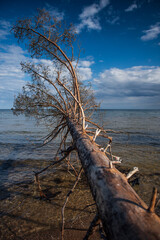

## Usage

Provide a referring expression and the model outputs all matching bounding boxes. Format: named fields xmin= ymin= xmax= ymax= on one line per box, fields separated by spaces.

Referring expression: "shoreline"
xmin=0 ymin=159 xmax=160 ymax=240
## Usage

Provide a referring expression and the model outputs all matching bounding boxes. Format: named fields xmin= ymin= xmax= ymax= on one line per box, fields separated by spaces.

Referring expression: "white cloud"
xmin=79 ymin=0 xmax=109 ymax=19
xmin=141 ymin=22 xmax=160 ymax=41
xmin=45 ymin=3 xmax=64 ymax=21
xmin=77 ymin=67 xmax=93 ymax=81
xmin=0 ymin=20 xmax=11 ymax=29
xmin=78 ymin=60 xmax=94 ymax=68
xmin=94 ymin=66 xmax=160 ymax=108
xmin=125 ymin=3 xmax=138 ymax=12
xmin=0 ymin=20 xmax=11 ymax=39
xmin=0 ymin=45 xmax=26 ymax=86
xmin=34 ymin=58 xmax=94 ymax=81
xmin=0 ymin=44 xmax=28 ymax=108
xmin=95 ymin=66 xmax=160 ymax=85
xmin=0 ymin=43 xmax=94 ymax=108
xmin=76 ymin=0 xmax=110 ymax=33
xmin=72 ymin=60 xmax=94 ymax=81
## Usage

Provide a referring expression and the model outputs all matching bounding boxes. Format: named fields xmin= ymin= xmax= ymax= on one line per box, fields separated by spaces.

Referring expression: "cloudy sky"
xmin=0 ymin=0 xmax=160 ymax=109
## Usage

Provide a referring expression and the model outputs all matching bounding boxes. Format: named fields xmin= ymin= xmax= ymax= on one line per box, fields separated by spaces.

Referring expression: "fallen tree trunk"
xmin=12 ymin=12 xmax=160 ymax=239
xmin=68 ymin=119 xmax=160 ymax=240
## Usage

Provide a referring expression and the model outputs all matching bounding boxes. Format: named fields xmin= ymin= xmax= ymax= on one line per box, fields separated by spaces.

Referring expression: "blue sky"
xmin=0 ymin=0 xmax=160 ymax=109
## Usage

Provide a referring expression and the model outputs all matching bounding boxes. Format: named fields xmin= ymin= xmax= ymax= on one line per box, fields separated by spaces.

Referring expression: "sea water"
xmin=0 ymin=108 xmax=160 ymax=184
xmin=0 ymin=109 xmax=160 ymax=164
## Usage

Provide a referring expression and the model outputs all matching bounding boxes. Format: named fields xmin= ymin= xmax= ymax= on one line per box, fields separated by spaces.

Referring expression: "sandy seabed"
xmin=0 ymin=158 xmax=160 ymax=240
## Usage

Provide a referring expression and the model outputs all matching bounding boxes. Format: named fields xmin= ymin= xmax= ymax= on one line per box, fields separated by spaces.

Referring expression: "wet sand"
xmin=0 ymin=160 xmax=100 ymax=240
xmin=0 ymin=155 xmax=160 ymax=240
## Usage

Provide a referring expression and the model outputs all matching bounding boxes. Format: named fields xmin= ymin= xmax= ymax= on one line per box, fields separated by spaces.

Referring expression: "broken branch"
xmin=148 ymin=187 xmax=158 ymax=213
xmin=126 ymin=167 xmax=139 ymax=180
xmin=61 ymin=167 xmax=83 ymax=240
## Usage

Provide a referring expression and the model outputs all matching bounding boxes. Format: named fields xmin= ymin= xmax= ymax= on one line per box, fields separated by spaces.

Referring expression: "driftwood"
xmin=126 ymin=167 xmax=139 ymax=180
xmin=68 ymin=119 xmax=160 ymax=240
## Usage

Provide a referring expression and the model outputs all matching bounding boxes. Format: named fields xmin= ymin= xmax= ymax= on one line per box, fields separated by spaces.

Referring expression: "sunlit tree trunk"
xmin=68 ymin=118 xmax=160 ymax=240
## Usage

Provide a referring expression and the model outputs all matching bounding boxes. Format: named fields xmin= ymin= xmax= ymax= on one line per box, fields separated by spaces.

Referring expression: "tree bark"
xmin=68 ymin=119 xmax=160 ymax=240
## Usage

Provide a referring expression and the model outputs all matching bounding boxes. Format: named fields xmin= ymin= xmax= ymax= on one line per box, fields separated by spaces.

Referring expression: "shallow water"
xmin=0 ymin=109 xmax=160 ymax=239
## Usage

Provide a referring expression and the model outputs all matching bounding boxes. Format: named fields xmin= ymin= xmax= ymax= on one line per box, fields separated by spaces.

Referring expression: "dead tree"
xmin=12 ymin=9 xmax=160 ymax=240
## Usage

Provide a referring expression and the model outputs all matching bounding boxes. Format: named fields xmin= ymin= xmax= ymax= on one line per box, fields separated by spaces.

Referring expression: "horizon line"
xmin=0 ymin=108 xmax=160 ymax=111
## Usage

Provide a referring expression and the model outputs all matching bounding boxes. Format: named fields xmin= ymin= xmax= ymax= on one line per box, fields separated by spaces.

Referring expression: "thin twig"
xmin=34 ymin=174 xmax=50 ymax=200
xmin=85 ymin=119 xmax=102 ymax=130
xmin=34 ymin=145 xmax=75 ymax=177
xmin=55 ymin=129 xmax=70 ymax=158
xmin=41 ymin=123 xmax=67 ymax=147
xmin=65 ymin=157 xmax=78 ymax=176
xmin=71 ymin=203 xmax=96 ymax=223
xmin=61 ymin=167 xmax=83 ymax=240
